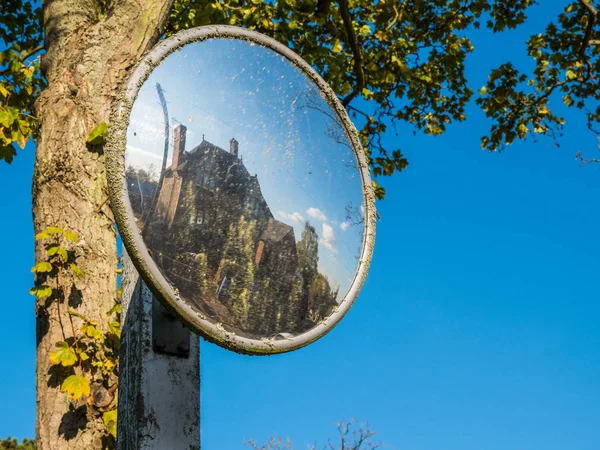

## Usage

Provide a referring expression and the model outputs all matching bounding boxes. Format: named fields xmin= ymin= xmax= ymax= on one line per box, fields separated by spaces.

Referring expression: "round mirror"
xmin=107 ymin=26 xmax=375 ymax=354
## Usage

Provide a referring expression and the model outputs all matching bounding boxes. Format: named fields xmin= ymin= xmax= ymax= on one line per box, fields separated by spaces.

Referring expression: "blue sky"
xmin=1 ymin=2 xmax=600 ymax=449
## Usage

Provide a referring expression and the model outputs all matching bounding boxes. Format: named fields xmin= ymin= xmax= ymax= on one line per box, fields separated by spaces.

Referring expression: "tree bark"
xmin=34 ymin=1 xmax=175 ymax=448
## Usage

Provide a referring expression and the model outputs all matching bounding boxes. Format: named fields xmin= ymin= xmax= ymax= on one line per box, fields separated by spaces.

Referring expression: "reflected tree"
xmin=219 ymin=216 xmax=257 ymax=328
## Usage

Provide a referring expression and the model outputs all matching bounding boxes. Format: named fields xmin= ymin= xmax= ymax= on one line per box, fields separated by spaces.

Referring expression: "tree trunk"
xmin=33 ymin=1 xmax=174 ymax=448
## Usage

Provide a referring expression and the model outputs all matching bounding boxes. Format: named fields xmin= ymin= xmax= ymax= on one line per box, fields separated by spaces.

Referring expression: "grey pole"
xmin=117 ymin=252 xmax=200 ymax=449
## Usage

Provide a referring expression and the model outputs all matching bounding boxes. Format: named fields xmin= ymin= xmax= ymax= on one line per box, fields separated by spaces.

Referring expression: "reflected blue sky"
xmin=127 ymin=38 xmax=365 ymax=299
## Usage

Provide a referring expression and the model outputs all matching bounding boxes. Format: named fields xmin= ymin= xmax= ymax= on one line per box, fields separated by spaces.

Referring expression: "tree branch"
xmin=577 ymin=0 xmax=597 ymax=79
xmin=316 ymin=0 xmax=342 ymax=38
xmin=22 ymin=45 xmax=45 ymax=62
xmin=338 ymin=0 xmax=365 ymax=107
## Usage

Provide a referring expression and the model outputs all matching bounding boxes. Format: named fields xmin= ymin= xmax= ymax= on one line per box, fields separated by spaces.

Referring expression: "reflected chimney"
xmin=172 ymin=124 xmax=187 ymax=170
xmin=230 ymin=138 xmax=239 ymax=158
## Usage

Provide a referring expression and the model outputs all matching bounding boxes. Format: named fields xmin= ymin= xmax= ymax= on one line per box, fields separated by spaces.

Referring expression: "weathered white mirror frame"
xmin=106 ymin=25 xmax=376 ymax=355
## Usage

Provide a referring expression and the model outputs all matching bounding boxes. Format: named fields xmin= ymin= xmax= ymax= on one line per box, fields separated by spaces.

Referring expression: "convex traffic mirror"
xmin=107 ymin=26 xmax=375 ymax=354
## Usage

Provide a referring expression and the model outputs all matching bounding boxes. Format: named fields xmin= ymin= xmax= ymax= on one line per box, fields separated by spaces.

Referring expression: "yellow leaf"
xmin=332 ymin=40 xmax=342 ymax=53
xmin=359 ymin=24 xmax=371 ymax=36
xmin=103 ymin=409 xmax=118 ymax=437
xmin=61 ymin=375 xmax=90 ymax=400
xmin=50 ymin=342 xmax=78 ymax=366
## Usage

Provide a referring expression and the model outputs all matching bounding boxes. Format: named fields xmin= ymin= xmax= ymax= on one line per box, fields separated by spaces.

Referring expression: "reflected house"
xmin=144 ymin=124 xmax=319 ymax=334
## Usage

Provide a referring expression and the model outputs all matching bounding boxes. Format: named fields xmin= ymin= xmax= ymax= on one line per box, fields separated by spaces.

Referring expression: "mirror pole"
xmin=117 ymin=251 xmax=201 ymax=449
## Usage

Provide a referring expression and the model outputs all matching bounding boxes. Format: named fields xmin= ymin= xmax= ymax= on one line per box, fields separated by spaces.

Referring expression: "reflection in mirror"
xmin=125 ymin=38 xmax=365 ymax=340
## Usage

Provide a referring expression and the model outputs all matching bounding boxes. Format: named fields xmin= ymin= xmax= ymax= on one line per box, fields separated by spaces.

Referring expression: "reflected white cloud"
xmin=306 ymin=207 xmax=328 ymax=222
xmin=278 ymin=210 xmax=305 ymax=224
xmin=320 ymin=223 xmax=337 ymax=254
xmin=126 ymin=144 xmax=168 ymax=170
xmin=340 ymin=222 xmax=350 ymax=231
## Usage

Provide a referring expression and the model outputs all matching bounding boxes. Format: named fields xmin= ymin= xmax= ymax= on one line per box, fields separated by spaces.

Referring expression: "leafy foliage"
xmin=2 ymin=1 xmax=599 ymax=192
xmin=61 ymin=375 xmax=91 ymax=400
xmin=86 ymin=122 xmax=109 ymax=146
xmin=165 ymin=0 xmax=600 ymax=197
xmin=0 ymin=1 xmax=45 ymax=163
xmin=102 ymin=409 xmax=118 ymax=438
xmin=30 ymin=227 xmax=121 ymax=437
xmin=49 ymin=341 xmax=78 ymax=367
xmin=477 ymin=1 xmax=600 ymax=152
xmin=0 ymin=437 xmax=36 ymax=450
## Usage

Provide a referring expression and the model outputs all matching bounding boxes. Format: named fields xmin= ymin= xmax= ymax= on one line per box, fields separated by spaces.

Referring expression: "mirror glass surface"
xmin=125 ymin=38 xmax=365 ymax=340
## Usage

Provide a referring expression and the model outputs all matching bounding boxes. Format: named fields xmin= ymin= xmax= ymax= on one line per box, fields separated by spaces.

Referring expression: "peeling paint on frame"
xmin=106 ymin=25 xmax=376 ymax=356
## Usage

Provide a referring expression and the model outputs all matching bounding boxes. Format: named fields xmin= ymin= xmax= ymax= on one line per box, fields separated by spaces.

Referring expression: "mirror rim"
xmin=106 ymin=25 xmax=376 ymax=355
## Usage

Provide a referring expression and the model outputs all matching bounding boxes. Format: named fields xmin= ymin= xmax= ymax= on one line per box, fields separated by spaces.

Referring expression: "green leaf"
xmin=30 ymin=285 xmax=53 ymax=299
xmin=359 ymin=24 xmax=371 ymax=36
xmin=107 ymin=303 xmax=122 ymax=316
xmin=64 ymin=231 xmax=79 ymax=242
xmin=57 ymin=247 xmax=68 ymax=262
xmin=565 ymin=70 xmax=577 ymax=80
xmin=70 ymin=309 xmax=91 ymax=322
xmin=0 ymin=145 xmax=16 ymax=164
xmin=0 ymin=106 xmax=19 ymax=127
xmin=109 ymin=321 xmax=121 ymax=338
xmin=103 ymin=409 xmax=118 ymax=437
xmin=86 ymin=122 xmax=108 ymax=145
xmin=49 ymin=342 xmax=78 ymax=366
xmin=36 ymin=226 xmax=66 ymax=240
xmin=70 ymin=263 xmax=84 ymax=277
xmin=46 ymin=226 xmax=67 ymax=235
xmin=61 ymin=375 xmax=90 ymax=400
xmin=46 ymin=244 xmax=59 ymax=257
xmin=82 ymin=323 xmax=103 ymax=341
xmin=32 ymin=261 xmax=53 ymax=273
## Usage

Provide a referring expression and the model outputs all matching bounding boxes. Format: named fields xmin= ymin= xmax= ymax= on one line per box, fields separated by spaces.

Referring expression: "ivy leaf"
xmin=29 ymin=285 xmax=53 ymax=299
xmin=49 ymin=341 xmax=77 ymax=366
xmin=64 ymin=230 xmax=79 ymax=242
xmin=31 ymin=261 xmax=53 ymax=273
xmin=70 ymin=263 xmax=84 ymax=277
xmin=35 ymin=230 xmax=50 ymax=240
xmin=107 ymin=303 xmax=122 ymax=316
xmin=61 ymin=375 xmax=90 ymax=400
xmin=57 ymin=247 xmax=68 ymax=262
xmin=46 ymin=226 xmax=67 ymax=234
xmin=109 ymin=321 xmax=121 ymax=338
xmin=82 ymin=323 xmax=104 ymax=341
xmin=69 ymin=309 xmax=91 ymax=322
xmin=86 ymin=122 xmax=108 ymax=145
xmin=103 ymin=409 xmax=117 ymax=438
